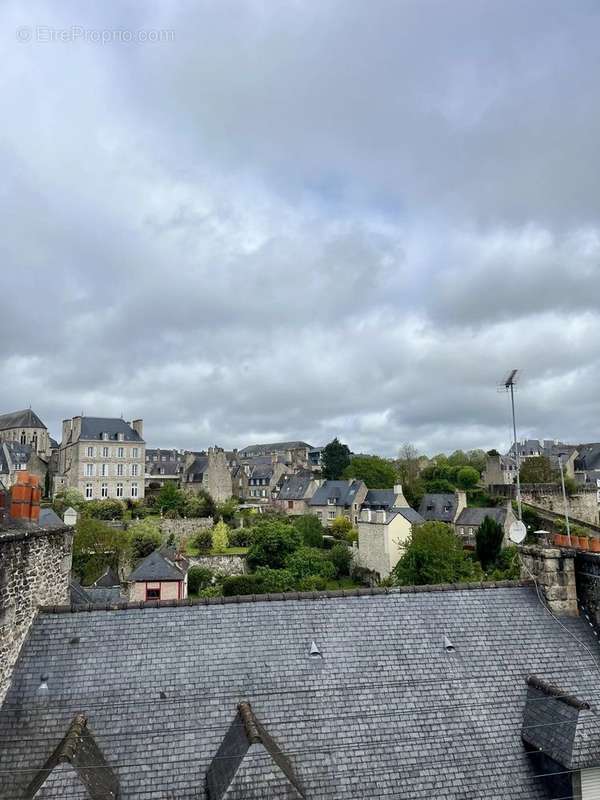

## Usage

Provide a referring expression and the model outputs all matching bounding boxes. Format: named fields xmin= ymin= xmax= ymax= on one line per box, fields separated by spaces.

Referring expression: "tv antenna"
xmin=499 ymin=369 xmax=522 ymax=522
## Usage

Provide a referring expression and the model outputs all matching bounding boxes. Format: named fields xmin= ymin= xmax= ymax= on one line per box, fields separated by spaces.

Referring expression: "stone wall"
xmin=520 ymin=544 xmax=578 ymax=615
xmin=0 ymin=526 xmax=73 ymax=702
xmin=158 ymin=517 xmax=213 ymax=541
xmin=521 ymin=487 xmax=600 ymax=527
xmin=574 ymin=552 xmax=600 ymax=627
xmin=188 ymin=554 xmax=247 ymax=576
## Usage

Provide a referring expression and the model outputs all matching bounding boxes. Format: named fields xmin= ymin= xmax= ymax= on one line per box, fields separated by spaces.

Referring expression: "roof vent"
xmin=444 ymin=636 xmax=455 ymax=653
xmin=37 ymin=674 xmax=49 ymax=697
xmin=159 ymin=691 xmax=167 ymax=700
xmin=309 ymin=640 xmax=322 ymax=658
xmin=69 ymin=636 xmax=80 ymax=645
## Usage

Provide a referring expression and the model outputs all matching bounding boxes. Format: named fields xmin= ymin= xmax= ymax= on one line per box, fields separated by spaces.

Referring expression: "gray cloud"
xmin=1 ymin=0 xmax=599 ymax=456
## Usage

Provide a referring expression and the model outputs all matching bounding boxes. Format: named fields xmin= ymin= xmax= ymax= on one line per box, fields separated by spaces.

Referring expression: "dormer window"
xmin=117 ymin=433 xmax=124 ymax=442
xmin=327 ymin=498 xmax=336 ymax=505
xmin=102 ymin=432 xmax=109 ymax=441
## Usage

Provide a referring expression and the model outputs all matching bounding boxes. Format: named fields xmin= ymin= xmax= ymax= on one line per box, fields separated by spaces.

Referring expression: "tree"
xmin=392 ymin=522 xmax=480 ymax=586
xmin=456 ymin=466 xmax=480 ymax=490
xmin=423 ymin=478 xmax=455 ymax=494
xmin=72 ymin=517 xmax=130 ymax=584
xmin=82 ymin=499 xmax=126 ymax=520
xmin=321 ymin=438 xmax=351 ymax=480
xmin=188 ymin=566 xmax=213 ymax=594
xmin=217 ymin=498 xmax=238 ymax=525
xmin=396 ymin=444 xmax=425 ymax=509
xmin=475 ymin=516 xmax=505 ymax=569
xmin=329 ymin=516 xmax=354 ymax=540
xmin=447 ymin=450 xmax=468 ymax=466
xmin=292 ymin=515 xmax=324 ymax=547
xmin=184 ymin=489 xmax=217 ymax=519
xmin=129 ymin=519 xmax=162 ymax=560
xmin=157 ymin=483 xmax=185 ymax=515
xmin=328 ymin=542 xmax=352 ymax=576
xmin=52 ymin=488 xmax=86 ymax=516
xmin=343 ymin=454 xmax=397 ymax=489
xmin=211 ymin=520 xmax=230 ymax=553
xmin=246 ymin=520 xmax=302 ymax=569
xmin=519 ymin=456 xmax=556 ymax=485
xmin=285 ymin=547 xmax=336 ymax=581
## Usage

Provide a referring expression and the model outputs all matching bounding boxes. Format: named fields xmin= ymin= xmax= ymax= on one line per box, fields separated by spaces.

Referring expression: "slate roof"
xmin=392 ymin=506 xmax=425 ymax=525
xmin=186 ymin=455 xmax=209 ymax=481
xmin=39 ymin=508 xmax=67 ymax=529
xmin=276 ymin=474 xmax=315 ymax=501
xmin=240 ymin=441 xmax=312 ymax=457
xmin=0 ymin=409 xmax=46 ymax=431
xmin=455 ymin=507 xmax=508 ymax=527
xmin=309 ymin=480 xmax=363 ymax=507
xmin=575 ymin=443 xmax=600 ymax=472
xmin=0 ymin=442 xmax=33 ymax=474
xmin=70 ymin=582 xmax=125 ymax=606
xmin=79 ymin=417 xmax=143 ymax=443
xmin=128 ymin=549 xmax=185 ymax=582
xmin=92 ymin=567 xmax=121 ymax=588
xmin=418 ymin=492 xmax=458 ymax=522
xmin=2 ymin=584 xmax=600 ymax=799
xmin=362 ymin=489 xmax=396 ymax=510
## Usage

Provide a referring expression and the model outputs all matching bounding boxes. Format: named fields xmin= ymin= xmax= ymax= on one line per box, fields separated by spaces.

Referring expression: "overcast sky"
xmin=1 ymin=1 xmax=599 ymax=456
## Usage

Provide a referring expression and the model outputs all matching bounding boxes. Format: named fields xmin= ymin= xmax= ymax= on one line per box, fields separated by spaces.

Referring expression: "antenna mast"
xmin=503 ymin=369 xmax=522 ymax=522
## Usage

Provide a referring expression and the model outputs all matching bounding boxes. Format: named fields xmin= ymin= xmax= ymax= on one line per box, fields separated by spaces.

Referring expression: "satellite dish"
xmin=509 ymin=520 xmax=527 ymax=544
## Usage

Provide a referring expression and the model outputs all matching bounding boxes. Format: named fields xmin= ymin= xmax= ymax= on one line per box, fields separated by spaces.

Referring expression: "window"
xmin=102 ymin=446 xmax=109 ymax=457
xmin=101 ymin=463 xmax=108 ymax=477
xmin=117 ymin=433 xmax=124 ymax=442
xmin=160 ymin=467 xmax=165 ymax=475
xmin=117 ymin=463 xmax=124 ymax=476
xmin=161 ymin=455 xmax=166 ymax=461
xmin=261 ymin=489 xmax=266 ymax=497
xmin=132 ymin=447 xmax=138 ymax=458
xmin=146 ymin=587 xmax=160 ymax=600
xmin=85 ymin=463 xmax=94 ymax=477
xmin=117 ymin=447 xmax=124 ymax=458
xmin=116 ymin=483 xmax=123 ymax=498
xmin=102 ymin=432 xmax=109 ymax=441
xmin=32 ymin=433 xmax=38 ymax=448
xmin=87 ymin=446 xmax=94 ymax=457
xmin=469 ymin=527 xmax=474 ymax=536
xmin=316 ymin=511 xmax=322 ymax=519
xmin=459 ymin=527 xmax=464 ymax=535
xmin=131 ymin=483 xmax=138 ymax=498
xmin=85 ymin=483 xmax=93 ymax=499
xmin=101 ymin=483 xmax=108 ymax=498
xmin=327 ymin=498 xmax=335 ymax=505
xmin=131 ymin=464 xmax=138 ymax=477
xmin=328 ymin=510 xmax=336 ymax=519
xmin=20 ymin=431 xmax=26 ymax=444
xmin=288 ymin=501 xmax=293 ymax=509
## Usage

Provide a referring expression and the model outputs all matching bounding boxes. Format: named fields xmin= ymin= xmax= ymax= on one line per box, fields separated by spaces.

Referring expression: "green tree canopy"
xmin=329 ymin=515 xmax=354 ymax=540
xmin=156 ymin=483 xmax=185 ymax=515
xmin=392 ymin=522 xmax=481 ymax=586
xmin=343 ymin=454 xmax=397 ymax=489
xmin=456 ymin=466 xmax=480 ymax=489
xmin=321 ymin=438 xmax=351 ymax=480
xmin=72 ymin=517 xmax=130 ymax=584
xmin=246 ymin=520 xmax=302 ymax=569
xmin=211 ymin=520 xmax=230 ymax=553
xmin=129 ymin=519 xmax=163 ymax=560
xmin=475 ymin=515 xmax=505 ymax=569
xmin=519 ymin=456 xmax=557 ymax=484
xmin=285 ymin=546 xmax=336 ymax=581
xmin=291 ymin=514 xmax=324 ymax=547
xmin=52 ymin=488 xmax=86 ymax=516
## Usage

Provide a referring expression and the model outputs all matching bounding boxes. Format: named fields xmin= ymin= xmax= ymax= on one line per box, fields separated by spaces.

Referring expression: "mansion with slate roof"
xmin=54 ymin=415 xmax=145 ymax=501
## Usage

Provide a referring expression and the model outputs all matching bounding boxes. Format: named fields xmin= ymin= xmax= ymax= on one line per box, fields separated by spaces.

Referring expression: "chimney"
xmin=72 ymin=416 xmax=82 ymax=441
xmin=454 ymin=490 xmax=467 ymax=522
xmin=132 ymin=419 xmax=144 ymax=439
xmin=375 ymin=510 xmax=386 ymax=524
xmin=9 ymin=472 xmax=41 ymax=523
xmin=360 ymin=508 xmax=371 ymax=523
xmin=61 ymin=418 xmax=72 ymax=446
xmin=393 ymin=484 xmax=408 ymax=506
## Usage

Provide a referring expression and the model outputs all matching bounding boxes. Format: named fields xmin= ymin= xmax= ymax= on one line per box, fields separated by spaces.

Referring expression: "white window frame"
xmin=101 ymin=463 xmax=108 ymax=477
xmin=131 ymin=464 xmax=138 ymax=477
xmin=117 ymin=447 xmax=124 ymax=458
xmin=87 ymin=446 xmax=94 ymax=457
xmin=117 ymin=463 xmax=124 ymax=476
xmin=101 ymin=483 xmax=108 ymax=498
xmin=102 ymin=446 xmax=109 ymax=458
xmin=116 ymin=483 xmax=123 ymax=498
xmin=131 ymin=483 xmax=138 ymax=498
xmin=85 ymin=463 xmax=94 ymax=477
xmin=85 ymin=483 xmax=93 ymax=499
xmin=328 ymin=510 xmax=336 ymax=520
xmin=132 ymin=447 xmax=138 ymax=458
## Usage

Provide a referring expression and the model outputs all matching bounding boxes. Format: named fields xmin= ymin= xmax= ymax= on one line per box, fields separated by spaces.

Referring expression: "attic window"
xmin=102 ymin=432 xmax=109 ymax=441
xmin=309 ymin=641 xmax=322 ymax=658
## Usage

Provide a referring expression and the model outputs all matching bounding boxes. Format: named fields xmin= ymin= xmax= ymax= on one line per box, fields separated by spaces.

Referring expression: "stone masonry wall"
xmin=521 ymin=488 xmax=599 ymax=527
xmin=574 ymin=552 xmax=600 ymax=628
xmin=0 ymin=527 xmax=73 ymax=703
xmin=520 ymin=544 xmax=578 ymax=615
xmin=188 ymin=555 xmax=247 ymax=576
xmin=158 ymin=517 xmax=213 ymax=541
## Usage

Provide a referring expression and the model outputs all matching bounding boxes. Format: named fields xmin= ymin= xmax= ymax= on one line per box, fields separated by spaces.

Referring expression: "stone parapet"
xmin=520 ymin=544 xmax=578 ymax=615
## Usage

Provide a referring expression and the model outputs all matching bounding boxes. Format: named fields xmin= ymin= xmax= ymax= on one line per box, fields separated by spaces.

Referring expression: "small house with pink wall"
xmin=128 ymin=548 xmax=188 ymax=602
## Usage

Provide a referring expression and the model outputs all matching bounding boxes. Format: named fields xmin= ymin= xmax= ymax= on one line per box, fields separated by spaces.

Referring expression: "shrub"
xmin=217 ymin=498 xmax=238 ymax=525
xmin=285 ymin=547 xmax=336 ymax=581
xmin=222 ymin=574 xmax=264 ymax=596
xmin=328 ymin=543 xmax=352 ymax=576
xmin=329 ymin=516 xmax=354 ymax=541
xmin=193 ymin=530 xmax=213 ymax=552
xmin=211 ymin=520 xmax=230 ymax=553
xmin=188 ymin=566 xmax=214 ymax=594
xmin=456 ymin=466 xmax=480 ymax=489
xmin=82 ymin=499 xmax=126 ymax=520
xmin=486 ymin=546 xmax=520 ymax=580
xmin=246 ymin=521 xmax=302 ymax=569
xmin=156 ymin=483 xmax=185 ymax=515
xmin=393 ymin=522 xmax=480 ymax=586
xmin=129 ymin=519 xmax=163 ymax=560
xmin=292 ymin=515 xmax=324 ymax=548
xmin=52 ymin=488 xmax=86 ymax=516
xmin=254 ymin=567 xmax=296 ymax=593
xmin=297 ymin=575 xmax=327 ymax=591
xmin=228 ymin=529 xmax=254 ymax=547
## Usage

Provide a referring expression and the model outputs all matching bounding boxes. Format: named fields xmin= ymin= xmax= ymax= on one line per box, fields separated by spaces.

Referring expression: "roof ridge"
xmin=41 ymin=580 xmax=533 ymax=615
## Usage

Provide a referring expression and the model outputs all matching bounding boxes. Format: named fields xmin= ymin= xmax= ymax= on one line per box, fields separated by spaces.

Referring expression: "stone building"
xmin=274 ymin=473 xmax=322 ymax=515
xmin=483 ymin=452 xmax=518 ymax=487
xmin=144 ymin=448 xmax=185 ymax=491
xmin=357 ymin=505 xmax=424 ymax=579
xmin=55 ymin=416 xmax=145 ymax=502
xmin=308 ymin=479 xmax=368 ymax=526
xmin=0 ymin=474 xmax=73 ymax=702
xmin=0 ymin=441 xmax=49 ymax=491
xmin=239 ymin=440 xmax=313 ymax=469
xmin=0 ymin=408 xmax=52 ymax=460
xmin=418 ymin=490 xmax=467 ymax=524
xmin=127 ymin=547 xmax=189 ymax=602
xmin=454 ymin=503 xmax=516 ymax=548
xmin=183 ymin=446 xmax=232 ymax=502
